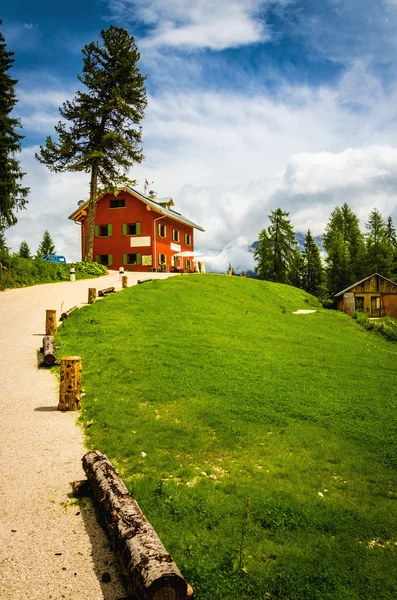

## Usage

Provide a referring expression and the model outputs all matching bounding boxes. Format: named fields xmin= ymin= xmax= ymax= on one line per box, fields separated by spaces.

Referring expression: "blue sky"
xmin=3 ymin=0 xmax=397 ymax=270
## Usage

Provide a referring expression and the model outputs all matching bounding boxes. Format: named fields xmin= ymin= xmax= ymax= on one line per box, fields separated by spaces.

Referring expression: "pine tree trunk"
xmin=58 ymin=356 xmax=82 ymax=411
xmin=85 ymin=162 xmax=99 ymax=263
xmin=82 ymin=451 xmax=188 ymax=600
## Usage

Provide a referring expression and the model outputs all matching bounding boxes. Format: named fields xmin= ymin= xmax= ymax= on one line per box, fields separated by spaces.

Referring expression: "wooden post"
xmin=82 ymin=451 xmax=188 ymax=600
xmin=58 ymin=356 xmax=82 ymax=411
xmin=88 ymin=288 xmax=96 ymax=304
xmin=42 ymin=335 xmax=56 ymax=366
xmin=45 ymin=309 xmax=57 ymax=335
xmin=122 ymin=275 xmax=128 ymax=289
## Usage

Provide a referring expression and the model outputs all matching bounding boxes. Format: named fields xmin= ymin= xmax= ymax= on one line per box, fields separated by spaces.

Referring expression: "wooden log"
xmin=42 ymin=335 xmax=56 ymax=366
xmin=60 ymin=305 xmax=78 ymax=321
xmin=98 ymin=286 xmax=116 ymax=297
xmin=137 ymin=279 xmax=153 ymax=285
xmin=58 ymin=356 xmax=82 ymax=411
xmin=122 ymin=275 xmax=128 ymax=289
xmin=45 ymin=309 xmax=57 ymax=335
xmin=82 ymin=451 xmax=188 ymax=600
xmin=88 ymin=288 xmax=96 ymax=304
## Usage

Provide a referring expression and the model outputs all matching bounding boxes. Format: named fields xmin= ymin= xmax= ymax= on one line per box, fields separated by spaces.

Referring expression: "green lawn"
xmin=56 ymin=274 xmax=397 ymax=599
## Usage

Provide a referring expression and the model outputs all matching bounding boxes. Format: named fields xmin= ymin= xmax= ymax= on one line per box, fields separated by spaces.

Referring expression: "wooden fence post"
xmin=45 ymin=309 xmax=57 ymax=335
xmin=58 ymin=356 xmax=82 ymax=411
xmin=88 ymin=288 xmax=96 ymax=304
xmin=122 ymin=275 xmax=128 ymax=289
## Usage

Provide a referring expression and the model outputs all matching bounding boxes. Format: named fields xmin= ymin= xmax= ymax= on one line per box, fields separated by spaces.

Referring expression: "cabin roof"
xmin=68 ymin=186 xmax=205 ymax=232
xmin=334 ymin=273 xmax=397 ymax=297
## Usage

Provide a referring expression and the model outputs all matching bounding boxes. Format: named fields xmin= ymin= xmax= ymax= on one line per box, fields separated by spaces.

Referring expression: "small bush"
xmin=353 ymin=311 xmax=397 ymax=342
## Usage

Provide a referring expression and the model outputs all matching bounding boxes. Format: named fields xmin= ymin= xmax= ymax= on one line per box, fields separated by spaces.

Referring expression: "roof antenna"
xmin=144 ymin=178 xmax=154 ymax=195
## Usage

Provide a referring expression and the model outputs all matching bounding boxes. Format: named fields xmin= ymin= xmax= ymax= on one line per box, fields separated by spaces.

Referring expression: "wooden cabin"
xmin=68 ymin=187 xmax=204 ymax=272
xmin=335 ymin=273 xmax=397 ymax=318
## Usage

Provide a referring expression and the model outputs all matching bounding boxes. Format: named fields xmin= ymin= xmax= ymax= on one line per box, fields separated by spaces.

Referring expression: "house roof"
xmin=68 ymin=186 xmax=205 ymax=232
xmin=334 ymin=273 xmax=397 ymax=297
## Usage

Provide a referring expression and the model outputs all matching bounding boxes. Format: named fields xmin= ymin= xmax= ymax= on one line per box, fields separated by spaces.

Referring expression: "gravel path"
xmin=0 ymin=271 xmax=176 ymax=599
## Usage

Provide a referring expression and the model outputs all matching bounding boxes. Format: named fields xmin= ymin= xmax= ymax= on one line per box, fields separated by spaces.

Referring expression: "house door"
xmin=371 ymin=296 xmax=380 ymax=317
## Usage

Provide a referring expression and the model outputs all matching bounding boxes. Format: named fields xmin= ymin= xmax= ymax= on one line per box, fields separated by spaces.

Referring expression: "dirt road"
xmin=0 ymin=272 xmax=175 ymax=599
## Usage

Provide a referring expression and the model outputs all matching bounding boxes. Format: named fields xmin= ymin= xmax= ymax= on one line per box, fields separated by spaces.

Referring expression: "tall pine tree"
xmin=365 ymin=209 xmax=393 ymax=278
xmin=255 ymin=208 xmax=296 ymax=283
xmin=385 ymin=216 xmax=397 ymax=279
xmin=36 ymin=230 xmax=55 ymax=258
xmin=301 ymin=229 xmax=325 ymax=298
xmin=36 ymin=26 xmax=147 ymax=262
xmin=0 ymin=21 xmax=29 ymax=228
xmin=323 ymin=204 xmax=365 ymax=295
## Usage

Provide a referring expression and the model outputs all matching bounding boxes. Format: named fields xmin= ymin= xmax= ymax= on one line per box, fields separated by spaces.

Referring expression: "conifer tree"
xmin=0 ymin=21 xmax=29 ymax=228
xmin=323 ymin=204 xmax=365 ymax=295
xmin=36 ymin=230 xmax=55 ymax=258
xmin=288 ymin=247 xmax=304 ymax=289
xmin=301 ymin=229 xmax=325 ymax=298
xmin=255 ymin=208 xmax=296 ymax=283
xmin=36 ymin=26 xmax=147 ymax=262
xmin=18 ymin=240 xmax=31 ymax=258
xmin=365 ymin=209 xmax=393 ymax=277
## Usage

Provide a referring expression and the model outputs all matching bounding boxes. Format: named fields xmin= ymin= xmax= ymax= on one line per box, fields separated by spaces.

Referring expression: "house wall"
xmin=81 ymin=190 xmax=195 ymax=271
xmin=336 ymin=275 xmax=397 ymax=317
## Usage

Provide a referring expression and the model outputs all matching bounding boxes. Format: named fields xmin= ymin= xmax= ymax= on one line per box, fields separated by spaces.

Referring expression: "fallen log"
xmin=60 ymin=305 xmax=78 ymax=321
xmin=82 ymin=450 xmax=188 ymax=600
xmin=98 ymin=286 xmax=116 ymax=297
xmin=42 ymin=335 xmax=56 ymax=366
xmin=137 ymin=279 xmax=153 ymax=285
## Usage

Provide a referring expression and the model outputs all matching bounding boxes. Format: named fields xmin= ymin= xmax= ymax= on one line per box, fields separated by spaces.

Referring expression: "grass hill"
xmin=56 ymin=274 xmax=397 ymax=599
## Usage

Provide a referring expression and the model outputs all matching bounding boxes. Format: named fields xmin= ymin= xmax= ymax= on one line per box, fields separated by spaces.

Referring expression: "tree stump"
xmin=58 ymin=356 xmax=82 ymax=411
xmin=82 ymin=451 xmax=188 ymax=600
xmin=88 ymin=288 xmax=96 ymax=304
xmin=122 ymin=275 xmax=128 ymax=289
xmin=45 ymin=309 xmax=57 ymax=335
xmin=42 ymin=335 xmax=56 ymax=366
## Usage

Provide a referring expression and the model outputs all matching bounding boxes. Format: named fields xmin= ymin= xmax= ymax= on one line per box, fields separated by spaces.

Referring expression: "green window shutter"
xmin=137 ymin=253 xmax=142 ymax=265
xmin=122 ymin=223 xmax=127 ymax=236
xmin=108 ymin=224 xmax=112 ymax=237
xmin=108 ymin=254 xmax=113 ymax=267
xmin=158 ymin=223 xmax=161 ymax=236
xmin=95 ymin=255 xmax=99 ymax=263
xmin=136 ymin=222 xmax=141 ymax=235
xmin=123 ymin=253 xmax=127 ymax=265
xmin=158 ymin=254 xmax=161 ymax=265
xmin=164 ymin=225 xmax=166 ymax=238
xmin=95 ymin=225 xmax=99 ymax=238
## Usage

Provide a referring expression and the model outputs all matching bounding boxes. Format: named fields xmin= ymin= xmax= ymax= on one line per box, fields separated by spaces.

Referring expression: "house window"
xmin=95 ymin=224 xmax=112 ymax=237
xmin=123 ymin=253 xmax=142 ymax=265
xmin=96 ymin=254 xmax=112 ymax=266
xmin=355 ymin=296 xmax=364 ymax=312
xmin=110 ymin=199 xmax=125 ymax=208
xmin=185 ymin=259 xmax=191 ymax=270
xmin=123 ymin=222 xmax=141 ymax=236
xmin=184 ymin=233 xmax=192 ymax=246
xmin=158 ymin=254 xmax=166 ymax=265
xmin=172 ymin=229 xmax=180 ymax=242
xmin=158 ymin=224 xmax=167 ymax=238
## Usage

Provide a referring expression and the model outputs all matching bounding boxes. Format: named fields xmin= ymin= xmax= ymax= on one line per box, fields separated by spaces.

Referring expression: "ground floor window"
xmin=355 ymin=296 xmax=364 ymax=312
xmin=96 ymin=254 xmax=112 ymax=266
xmin=123 ymin=253 xmax=141 ymax=265
xmin=185 ymin=259 xmax=191 ymax=270
xmin=158 ymin=254 xmax=166 ymax=265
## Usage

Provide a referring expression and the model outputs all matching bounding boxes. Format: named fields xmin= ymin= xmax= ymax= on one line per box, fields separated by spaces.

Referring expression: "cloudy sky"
xmin=3 ymin=0 xmax=397 ymax=271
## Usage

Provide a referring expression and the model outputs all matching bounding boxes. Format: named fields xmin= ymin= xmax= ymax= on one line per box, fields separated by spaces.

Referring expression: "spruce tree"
xmin=288 ymin=247 xmax=304 ymax=289
xmin=255 ymin=209 xmax=296 ymax=283
xmin=302 ymin=229 xmax=325 ymax=298
xmin=36 ymin=25 xmax=147 ymax=262
xmin=18 ymin=240 xmax=31 ymax=258
xmin=0 ymin=21 xmax=29 ymax=228
xmin=323 ymin=204 xmax=365 ymax=295
xmin=36 ymin=230 xmax=55 ymax=258
xmin=365 ymin=209 xmax=393 ymax=277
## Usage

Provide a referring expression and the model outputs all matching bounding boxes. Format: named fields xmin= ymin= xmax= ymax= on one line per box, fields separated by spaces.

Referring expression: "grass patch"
xmin=0 ymin=254 xmax=107 ymax=290
xmin=353 ymin=312 xmax=397 ymax=343
xmin=56 ymin=275 xmax=397 ymax=599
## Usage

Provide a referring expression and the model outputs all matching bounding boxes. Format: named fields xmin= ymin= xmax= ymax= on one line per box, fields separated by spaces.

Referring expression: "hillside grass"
xmin=56 ymin=275 xmax=397 ymax=599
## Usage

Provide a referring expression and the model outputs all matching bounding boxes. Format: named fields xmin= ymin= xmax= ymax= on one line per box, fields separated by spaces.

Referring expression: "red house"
xmin=68 ymin=187 xmax=204 ymax=272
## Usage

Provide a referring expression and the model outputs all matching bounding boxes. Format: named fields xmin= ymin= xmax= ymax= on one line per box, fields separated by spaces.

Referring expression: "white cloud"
xmin=107 ymin=0 xmax=288 ymax=50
